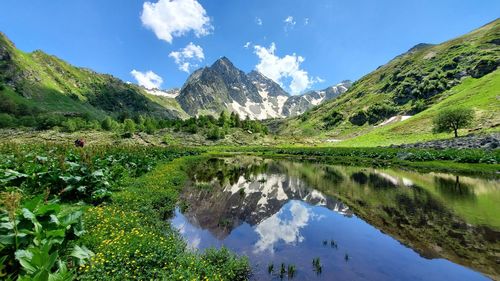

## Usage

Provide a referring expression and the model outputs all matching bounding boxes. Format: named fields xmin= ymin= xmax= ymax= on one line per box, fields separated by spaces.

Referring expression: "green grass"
xmin=337 ymin=70 xmax=500 ymax=146
xmin=280 ymin=19 xmax=499 ymax=142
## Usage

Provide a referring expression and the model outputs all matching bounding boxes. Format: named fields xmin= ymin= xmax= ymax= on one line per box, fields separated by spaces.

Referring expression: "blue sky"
xmin=0 ymin=0 xmax=498 ymax=94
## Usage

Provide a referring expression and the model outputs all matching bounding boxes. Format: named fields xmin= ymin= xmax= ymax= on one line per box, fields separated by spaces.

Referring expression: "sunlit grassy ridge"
xmin=336 ymin=69 xmax=500 ymax=146
xmin=0 ymin=32 xmax=183 ymax=119
xmin=279 ymin=19 xmax=499 ymax=142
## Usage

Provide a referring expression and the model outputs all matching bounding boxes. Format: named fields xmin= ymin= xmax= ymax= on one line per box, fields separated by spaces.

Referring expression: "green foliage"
xmin=100 ymin=117 xmax=116 ymax=131
xmin=366 ymin=103 xmax=398 ymax=124
xmin=0 ymin=193 xmax=91 ymax=280
xmin=123 ymin=119 xmax=136 ymax=134
xmin=433 ymin=108 xmax=474 ymax=137
xmin=0 ymin=113 xmax=16 ymax=128
xmin=322 ymin=110 xmax=344 ymax=129
xmin=206 ymin=126 xmax=226 ymax=140
xmin=349 ymin=111 xmax=368 ymax=126
xmin=410 ymin=99 xmax=427 ymax=114
xmin=0 ymin=143 xmax=199 ymax=204
xmin=239 ymin=146 xmax=499 ymax=164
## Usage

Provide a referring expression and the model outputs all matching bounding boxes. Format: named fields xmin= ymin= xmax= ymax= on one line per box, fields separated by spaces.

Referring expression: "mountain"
xmin=0 ymin=32 xmax=185 ymax=120
xmin=0 ymin=31 xmax=349 ymax=122
xmin=176 ymin=57 xmax=350 ymax=119
xmin=282 ymin=81 xmax=351 ymax=116
xmin=279 ymin=19 xmax=500 ymax=141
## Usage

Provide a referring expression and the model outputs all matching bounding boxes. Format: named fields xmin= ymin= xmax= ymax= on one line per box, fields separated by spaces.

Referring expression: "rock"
xmin=388 ymin=133 xmax=500 ymax=150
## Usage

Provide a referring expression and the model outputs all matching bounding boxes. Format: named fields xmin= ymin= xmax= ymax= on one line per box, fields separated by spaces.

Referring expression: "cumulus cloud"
xmin=130 ymin=70 xmax=163 ymax=89
xmin=254 ymin=43 xmax=315 ymax=94
xmin=141 ymin=0 xmax=213 ymax=44
xmin=254 ymin=201 xmax=316 ymax=253
xmin=169 ymin=42 xmax=205 ymax=73
xmin=284 ymin=16 xmax=296 ymax=31
xmin=243 ymin=41 xmax=251 ymax=48
xmin=255 ymin=17 xmax=263 ymax=26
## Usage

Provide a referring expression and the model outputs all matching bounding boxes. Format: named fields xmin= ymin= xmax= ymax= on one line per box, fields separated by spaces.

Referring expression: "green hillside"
xmin=0 ymin=32 xmax=182 ymax=120
xmin=337 ymin=69 xmax=500 ymax=146
xmin=280 ymin=19 xmax=499 ymax=142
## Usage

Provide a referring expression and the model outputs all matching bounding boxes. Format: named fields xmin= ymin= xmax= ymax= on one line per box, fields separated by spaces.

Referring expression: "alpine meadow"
xmin=0 ymin=1 xmax=499 ymax=281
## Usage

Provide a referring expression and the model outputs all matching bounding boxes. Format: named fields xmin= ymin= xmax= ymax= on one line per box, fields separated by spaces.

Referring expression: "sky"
xmin=0 ymin=0 xmax=498 ymax=94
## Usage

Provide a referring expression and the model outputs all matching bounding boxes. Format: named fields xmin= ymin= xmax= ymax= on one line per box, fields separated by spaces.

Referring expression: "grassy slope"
xmin=279 ymin=19 xmax=499 ymax=141
xmin=142 ymin=92 xmax=190 ymax=119
xmin=0 ymin=32 xmax=183 ymax=119
xmin=336 ymin=69 xmax=500 ymax=146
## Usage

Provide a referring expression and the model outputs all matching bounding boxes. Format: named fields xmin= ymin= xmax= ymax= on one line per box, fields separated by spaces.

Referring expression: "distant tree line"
xmin=0 ymin=95 xmax=268 ymax=139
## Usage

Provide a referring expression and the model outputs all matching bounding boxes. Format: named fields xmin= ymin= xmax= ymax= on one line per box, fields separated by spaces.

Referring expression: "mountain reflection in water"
xmin=171 ymin=157 xmax=499 ymax=280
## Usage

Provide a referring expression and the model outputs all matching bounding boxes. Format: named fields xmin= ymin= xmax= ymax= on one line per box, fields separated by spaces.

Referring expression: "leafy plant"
xmin=0 ymin=193 xmax=92 ymax=280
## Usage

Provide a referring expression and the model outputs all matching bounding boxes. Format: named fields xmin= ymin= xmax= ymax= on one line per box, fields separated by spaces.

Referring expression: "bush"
xmin=410 ymin=99 xmax=427 ymax=114
xmin=0 ymin=113 xmax=16 ymax=128
xmin=62 ymin=119 xmax=78 ymax=132
xmin=100 ymin=117 xmax=115 ymax=131
xmin=366 ymin=103 xmax=398 ymax=124
xmin=206 ymin=126 xmax=225 ymax=140
xmin=323 ymin=110 xmax=344 ymax=129
xmin=349 ymin=111 xmax=368 ymax=126
xmin=36 ymin=114 xmax=65 ymax=130
xmin=123 ymin=119 xmax=136 ymax=135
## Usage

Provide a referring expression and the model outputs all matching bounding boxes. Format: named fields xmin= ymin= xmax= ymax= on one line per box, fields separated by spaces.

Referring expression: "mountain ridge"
xmin=279 ymin=18 xmax=499 ymax=139
xmin=176 ymin=56 xmax=351 ymax=119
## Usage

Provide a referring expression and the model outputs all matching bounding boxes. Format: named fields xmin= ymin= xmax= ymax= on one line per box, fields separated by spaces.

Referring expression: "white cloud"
xmin=130 ymin=70 xmax=163 ymax=89
xmin=141 ymin=0 xmax=213 ymax=44
xmin=313 ymin=76 xmax=325 ymax=83
xmin=254 ymin=201 xmax=316 ymax=254
xmin=254 ymin=43 xmax=316 ymax=94
xmin=304 ymin=18 xmax=310 ymax=25
xmin=243 ymin=41 xmax=251 ymax=48
xmin=284 ymin=16 xmax=296 ymax=31
xmin=255 ymin=17 xmax=263 ymax=26
xmin=169 ymin=42 xmax=205 ymax=73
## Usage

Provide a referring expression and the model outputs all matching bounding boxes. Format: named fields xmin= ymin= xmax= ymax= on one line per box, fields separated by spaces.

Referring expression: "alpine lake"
xmin=172 ymin=157 xmax=500 ymax=280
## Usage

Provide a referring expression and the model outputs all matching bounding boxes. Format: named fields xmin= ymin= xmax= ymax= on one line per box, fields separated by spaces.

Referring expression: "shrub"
xmin=349 ymin=111 xmax=368 ymax=126
xmin=62 ymin=119 xmax=78 ymax=132
xmin=100 ymin=117 xmax=115 ymax=131
xmin=366 ymin=103 xmax=398 ymax=124
xmin=323 ymin=110 xmax=344 ymax=129
xmin=207 ymin=126 xmax=225 ymax=140
xmin=123 ymin=119 xmax=136 ymax=135
xmin=410 ymin=99 xmax=427 ymax=114
xmin=0 ymin=113 xmax=16 ymax=128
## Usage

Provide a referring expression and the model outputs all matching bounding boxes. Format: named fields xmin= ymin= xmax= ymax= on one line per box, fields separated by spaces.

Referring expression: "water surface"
xmin=172 ymin=157 xmax=500 ymax=280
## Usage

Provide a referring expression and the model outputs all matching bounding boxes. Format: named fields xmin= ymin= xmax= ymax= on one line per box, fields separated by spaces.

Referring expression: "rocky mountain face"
xmin=282 ymin=81 xmax=352 ymax=116
xmin=1 ymin=30 xmax=350 ymax=121
xmin=180 ymin=161 xmax=352 ymax=239
xmin=176 ymin=57 xmax=350 ymax=119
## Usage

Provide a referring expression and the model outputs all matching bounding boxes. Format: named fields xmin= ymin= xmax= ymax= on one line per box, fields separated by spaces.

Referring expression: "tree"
xmin=433 ymin=108 xmax=474 ymax=138
xmin=123 ymin=118 xmax=136 ymax=134
xmin=101 ymin=117 xmax=115 ymax=131
xmin=206 ymin=126 xmax=225 ymax=140
xmin=218 ymin=111 xmax=228 ymax=127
